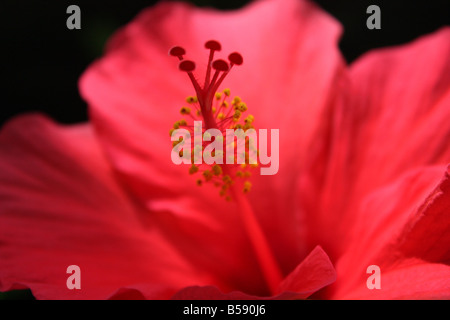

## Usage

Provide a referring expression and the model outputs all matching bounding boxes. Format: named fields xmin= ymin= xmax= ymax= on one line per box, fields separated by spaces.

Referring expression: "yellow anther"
xmin=212 ymin=164 xmax=222 ymax=176
xmin=172 ymin=137 xmax=183 ymax=147
xmin=243 ymin=181 xmax=252 ymax=193
xmin=223 ymin=175 xmax=232 ymax=184
xmin=180 ymin=106 xmax=191 ymax=115
xmin=237 ymin=102 xmax=247 ymax=112
xmin=186 ymin=96 xmax=198 ymax=104
xmin=203 ymin=170 xmax=213 ymax=181
xmin=233 ymin=110 xmax=241 ymax=122
xmin=244 ymin=171 xmax=252 ymax=178
xmin=171 ymin=50 xmax=259 ymax=201
xmin=244 ymin=115 xmax=254 ymax=124
xmin=189 ymin=165 xmax=199 ymax=175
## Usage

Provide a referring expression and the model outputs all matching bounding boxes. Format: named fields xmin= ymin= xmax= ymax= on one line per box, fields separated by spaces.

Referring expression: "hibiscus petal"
xmin=0 ymin=114 xmax=208 ymax=299
xmin=395 ymin=166 xmax=450 ymax=263
xmin=332 ymin=165 xmax=450 ymax=299
xmin=299 ymin=27 xmax=450 ymax=259
xmin=79 ymin=0 xmax=344 ymax=278
xmin=108 ymin=283 xmax=176 ymax=300
xmin=171 ymin=246 xmax=336 ymax=300
xmin=277 ymin=246 xmax=336 ymax=298
xmin=171 ymin=285 xmax=264 ymax=300
xmin=344 ymin=27 xmax=450 ymax=197
xmin=340 ymin=258 xmax=450 ymax=300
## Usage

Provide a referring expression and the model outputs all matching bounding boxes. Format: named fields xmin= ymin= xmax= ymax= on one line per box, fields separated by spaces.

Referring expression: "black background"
xmin=1 ymin=0 xmax=449 ymax=127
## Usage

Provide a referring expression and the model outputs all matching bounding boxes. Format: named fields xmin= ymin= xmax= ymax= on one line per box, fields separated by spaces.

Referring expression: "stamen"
xmin=243 ymin=181 xmax=252 ymax=193
xmin=179 ymin=60 xmax=196 ymax=72
xmin=210 ymin=53 xmax=243 ymax=95
xmin=186 ymin=96 xmax=198 ymax=104
xmin=189 ymin=165 xmax=199 ymax=174
xmin=212 ymin=59 xmax=229 ymax=71
xmin=228 ymin=52 xmax=243 ymax=66
xmin=209 ymin=59 xmax=229 ymax=92
xmin=169 ymin=44 xmax=286 ymax=293
xmin=204 ymin=40 xmax=222 ymax=86
xmin=204 ymin=40 xmax=222 ymax=51
xmin=169 ymin=46 xmax=186 ymax=60
xmin=177 ymin=60 xmax=202 ymax=96
xmin=169 ymin=42 xmax=285 ymax=291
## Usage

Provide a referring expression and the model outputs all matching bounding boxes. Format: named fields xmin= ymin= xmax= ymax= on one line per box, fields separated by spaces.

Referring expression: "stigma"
xmin=169 ymin=40 xmax=258 ymax=200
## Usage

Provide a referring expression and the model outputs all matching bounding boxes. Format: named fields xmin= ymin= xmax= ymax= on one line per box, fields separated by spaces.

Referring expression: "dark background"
xmin=1 ymin=0 xmax=449 ymax=127
xmin=0 ymin=0 xmax=450 ymax=125
xmin=0 ymin=0 xmax=449 ymax=300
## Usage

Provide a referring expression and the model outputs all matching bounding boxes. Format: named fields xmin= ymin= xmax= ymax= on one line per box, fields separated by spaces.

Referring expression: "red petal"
xmin=299 ymin=28 xmax=450 ymax=260
xmin=340 ymin=258 xmax=450 ymax=300
xmin=108 ymin=284 xmax=176 ymax=300
xmin=332 ymin=166 xmax=450 ymax=299
xmin=276 ymin=246 xmax=336 ymax=298
xmin=171 ymin=285 xmax=317 ymax=300
xmin=0 ymin=115 xmax=207 ymax=299
xmin=395 ymin=166 xmax=450 ymax=263
xmin=171 ymin=286 xmax=262 ymax=300
xmin=171 ymin=246 xmax=336 ymax=300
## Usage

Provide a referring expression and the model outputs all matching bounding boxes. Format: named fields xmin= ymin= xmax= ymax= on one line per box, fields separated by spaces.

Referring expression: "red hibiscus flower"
xmin=0 ymin=0 xmax=449 ymax=300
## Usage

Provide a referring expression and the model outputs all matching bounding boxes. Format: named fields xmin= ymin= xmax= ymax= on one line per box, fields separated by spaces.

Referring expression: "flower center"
xmin=169 ymin=40 xmax=283 ymax=295
xmin=169 ymin=40 xmax=258 ymax=200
